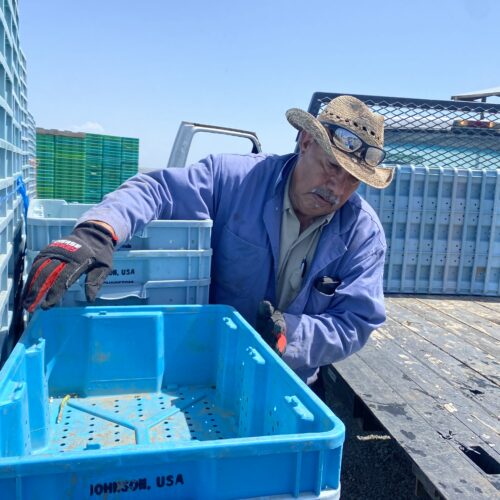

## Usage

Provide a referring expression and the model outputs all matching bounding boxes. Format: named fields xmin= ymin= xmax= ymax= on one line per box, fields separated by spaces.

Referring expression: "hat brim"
xmin=286 ymin=108 xmax=394 ymax=189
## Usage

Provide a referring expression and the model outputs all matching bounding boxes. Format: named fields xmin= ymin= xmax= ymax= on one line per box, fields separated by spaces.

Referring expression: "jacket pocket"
xmin=304 ymin=284 xmax=337 ymax=314
xmin=213 ymin=225 xmax=271 ymax=297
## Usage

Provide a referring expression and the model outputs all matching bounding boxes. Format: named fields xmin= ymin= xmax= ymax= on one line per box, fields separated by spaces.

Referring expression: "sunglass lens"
xmin=365 ymin=147 xmax=385 ymax=166
xmin=333 ymin=128 xmax=362 ymax=152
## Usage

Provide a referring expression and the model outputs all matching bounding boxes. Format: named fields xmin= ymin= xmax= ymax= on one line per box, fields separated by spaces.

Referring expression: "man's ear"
xmin=298 ymin=130 xmax=314 ymax=153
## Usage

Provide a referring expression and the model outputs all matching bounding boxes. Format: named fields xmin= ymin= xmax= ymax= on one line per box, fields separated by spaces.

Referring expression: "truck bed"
xmin=326 ymin=295 xmax=500 ymax=499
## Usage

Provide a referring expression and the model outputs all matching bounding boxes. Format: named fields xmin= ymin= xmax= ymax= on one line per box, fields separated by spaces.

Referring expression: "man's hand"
xmin=256 ymin=300 xmax=287 ymax=356
xmin=23 ymin=222 xmax=117 ymax=312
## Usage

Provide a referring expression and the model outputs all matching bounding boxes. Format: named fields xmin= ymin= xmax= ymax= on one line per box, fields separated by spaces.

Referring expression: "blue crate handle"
xmin=0 ymin=177 xmax=27 ymax=210
xmin=71 ymin=282 xmax=146 ymax=303
xmin=16 ymin=175 xmax=30 ymax=220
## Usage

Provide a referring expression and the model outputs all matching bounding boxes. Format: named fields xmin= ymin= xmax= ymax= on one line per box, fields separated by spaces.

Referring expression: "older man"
xmin=23 ymin=95 xmax=393 ymax=389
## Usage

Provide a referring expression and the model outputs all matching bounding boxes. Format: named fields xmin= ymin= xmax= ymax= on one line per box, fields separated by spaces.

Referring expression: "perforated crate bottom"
xmin=45 ymin=385 xmax=237 ymax=454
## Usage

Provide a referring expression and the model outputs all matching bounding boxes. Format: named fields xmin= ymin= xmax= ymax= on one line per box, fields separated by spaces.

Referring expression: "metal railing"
xmin=307 ymin=93 xmax=500 ymax=170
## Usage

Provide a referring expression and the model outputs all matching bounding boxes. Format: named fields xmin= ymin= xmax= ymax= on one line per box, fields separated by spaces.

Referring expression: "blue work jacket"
xmin=79 ymin=153 xmax=387 ymax=382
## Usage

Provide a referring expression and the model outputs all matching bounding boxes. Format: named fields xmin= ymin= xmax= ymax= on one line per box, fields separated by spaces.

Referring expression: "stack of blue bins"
xmin=25 ymin=199 xmax=213 ymax=306
xmin=0 ymin=1 xmax=37 ymax=366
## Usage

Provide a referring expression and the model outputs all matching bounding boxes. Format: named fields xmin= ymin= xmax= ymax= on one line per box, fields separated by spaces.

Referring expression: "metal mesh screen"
xmin=308 ymin=93 xmax=500 ymax=170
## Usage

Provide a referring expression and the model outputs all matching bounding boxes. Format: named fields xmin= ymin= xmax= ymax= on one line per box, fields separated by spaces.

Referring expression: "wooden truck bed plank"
xmin=384 ymin=303 xmax=499 ymax=412
xmin=364 ymin=318 xmax=499 ymax=450
xmin=416 ymin=296 xmax=500 ymax=342
xmin=328 ymin=295 xmax=500 ymax=499
xmin=390 ymin=296 xmax=500 ymax=365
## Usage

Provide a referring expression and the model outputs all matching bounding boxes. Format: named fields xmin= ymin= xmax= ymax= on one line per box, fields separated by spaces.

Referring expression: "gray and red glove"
xmin=23 ymin=222 xmax=117 ymax=312
xmin=256 ymin=300 xmax=287 ymax=356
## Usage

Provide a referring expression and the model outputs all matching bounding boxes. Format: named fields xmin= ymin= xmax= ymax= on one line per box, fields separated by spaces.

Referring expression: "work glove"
xmin=23 ymin=222 xmax=117 ymax=312
xmin=256 ymin=300 xmax=287 ymax=356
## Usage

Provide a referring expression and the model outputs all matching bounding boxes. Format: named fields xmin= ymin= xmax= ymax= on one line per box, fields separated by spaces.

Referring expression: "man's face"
xmin=289 ymin=131 xmax=360 ymax=226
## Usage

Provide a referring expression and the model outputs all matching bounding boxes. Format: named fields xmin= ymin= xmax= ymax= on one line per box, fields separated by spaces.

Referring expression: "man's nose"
xmin=326 ymin=168 xmax=356 ymax=187
xmin=324 ymin=177 xmax=337 ymax=192
xmin=324 ymin=169 xmax=345 ymax=187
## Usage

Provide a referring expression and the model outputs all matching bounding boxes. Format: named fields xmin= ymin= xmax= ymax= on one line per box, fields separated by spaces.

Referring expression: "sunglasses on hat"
xmin=321 ymin=122 xmax=386 ymax=167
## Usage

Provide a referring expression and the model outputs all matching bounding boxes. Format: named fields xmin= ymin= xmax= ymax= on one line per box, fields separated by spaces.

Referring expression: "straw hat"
xmin=286 ymin=95 xmax=394 ymax=188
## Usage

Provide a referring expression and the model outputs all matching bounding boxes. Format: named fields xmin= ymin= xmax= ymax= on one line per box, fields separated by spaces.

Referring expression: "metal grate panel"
xmin=308 ymin=93 xmax=500 ymax=170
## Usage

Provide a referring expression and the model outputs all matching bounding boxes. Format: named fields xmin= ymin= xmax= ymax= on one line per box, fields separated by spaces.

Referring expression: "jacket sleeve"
xmin=282 ymin=232 xmax=386 ymax=373
xmin=76 ymin=156 xmax=221 ymax=244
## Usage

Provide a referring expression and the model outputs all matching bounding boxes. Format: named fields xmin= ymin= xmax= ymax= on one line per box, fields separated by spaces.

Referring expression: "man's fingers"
xmin=43 ymin=259 xmax=95 ymax=308
xmin=85 ymin=266 xmax=111 ymax=302
xmin=26 ymin=261 xmax=67 ymax=312
xmin=24 ymin=258 xmax=55 ymax=297
xmin=271 ymin=312 xmax=286 ymax=336
xmin=275 ymin=333 xmax=287 ymax=355
xmin=23 ymin=258 xmax=60 ymax=309
xmin=258 ymin=300 xmax=274 ymax=318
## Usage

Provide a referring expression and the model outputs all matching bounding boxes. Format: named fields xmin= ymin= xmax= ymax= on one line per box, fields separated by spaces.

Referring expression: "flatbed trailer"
xmin=326 ymin=295 xmax=500 ymax=499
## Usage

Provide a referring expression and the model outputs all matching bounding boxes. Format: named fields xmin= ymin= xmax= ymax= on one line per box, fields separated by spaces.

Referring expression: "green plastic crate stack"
xmin=102 ymin=135 xmax=123 ymax=195
xmin=36 ymin=131 xmax=139 ymax=203
xmin=35 ymin=134 xmax=55 ymax=198
xmin=121 ymin=137 xmax=139 ymax=182
xmin=54 ymin=133 xmax=85 ymax=202
xmin=84 ymin=134 xmax=103 ymax=203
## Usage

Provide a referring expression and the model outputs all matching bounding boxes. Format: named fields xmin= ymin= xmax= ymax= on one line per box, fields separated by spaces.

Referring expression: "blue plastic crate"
xmin=0 ymin=208 xmax=13 ymax=256
xmin=0 ymin=248 xmax=13 ymax=364
xmin=0 ymin=178 xmax=12 ymax=218
xmin=27 ymin=199 xmax=213 ymax=252
xmin=62 ymin=279 xmax=211 ymax=306
xmin=358 ymin=165 xmax=500 ymax=295
xmin=0 ymin=306 xmax=345 ymax=499
xmin=26 ymin=248 xmax=212 ymax=283
xmin=8 ymin=209 xmax=25 ymax=281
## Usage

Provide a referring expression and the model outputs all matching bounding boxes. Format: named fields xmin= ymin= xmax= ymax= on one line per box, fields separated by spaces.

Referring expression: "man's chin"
xmin=308 ymin=205 xmax=335 ymax=217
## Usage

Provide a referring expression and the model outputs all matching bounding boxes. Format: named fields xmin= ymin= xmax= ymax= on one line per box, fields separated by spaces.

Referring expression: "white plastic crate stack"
xmin=26 ymin=200 xmax=212 ymax=306
xmin=0 ymin=0 xmax=34 ymax=365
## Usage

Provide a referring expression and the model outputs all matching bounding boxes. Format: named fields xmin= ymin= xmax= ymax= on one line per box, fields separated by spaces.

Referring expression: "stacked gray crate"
xmin=23 ymin=111 xmax=36 ymax=196
xmin=0 ymin=0 xmax=34 ymax=365
xmin=358 ymin=166 xmax=500 ymax=295
xmin=26 ymin=200 xmax=213 ymax=307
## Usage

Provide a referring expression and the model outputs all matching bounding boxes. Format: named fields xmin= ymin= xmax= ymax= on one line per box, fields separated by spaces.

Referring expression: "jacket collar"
xmin=273 ymin=153 xmax=298 ymax=193
xmin=261 ymin=154 xmax=298 ymax=288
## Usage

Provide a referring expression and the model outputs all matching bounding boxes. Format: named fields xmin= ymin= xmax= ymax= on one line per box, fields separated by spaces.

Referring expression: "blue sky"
xmin=20 ymin=0 xmax=500 ymax=170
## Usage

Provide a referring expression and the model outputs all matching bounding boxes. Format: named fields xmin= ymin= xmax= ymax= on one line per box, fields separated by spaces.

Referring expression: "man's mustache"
xmin=311 ymin=187 xmax=340 ymax=206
